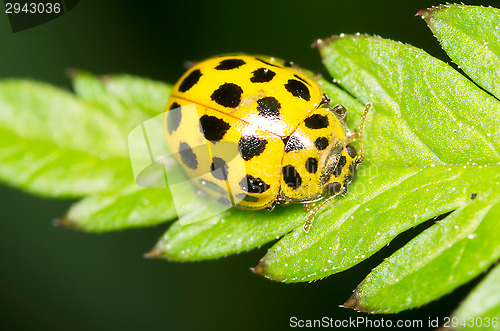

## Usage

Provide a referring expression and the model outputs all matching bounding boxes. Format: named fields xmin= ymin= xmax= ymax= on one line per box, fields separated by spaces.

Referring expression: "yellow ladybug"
xmin=164 ymin=55 xmax=370 ymax=231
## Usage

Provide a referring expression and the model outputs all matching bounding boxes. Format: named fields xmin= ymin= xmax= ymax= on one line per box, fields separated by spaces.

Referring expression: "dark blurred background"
xmin=0 ymin=1 xmax=497 ymax=330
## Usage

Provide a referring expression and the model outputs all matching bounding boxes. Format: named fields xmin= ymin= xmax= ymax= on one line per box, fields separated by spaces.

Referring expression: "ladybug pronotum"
xmin=164 ymin=55 xmax=370 ymax=231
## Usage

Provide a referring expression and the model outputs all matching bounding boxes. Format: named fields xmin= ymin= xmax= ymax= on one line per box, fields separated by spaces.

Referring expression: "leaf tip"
xmin=342 ymin=291 xmax=369 ymax=312
xmin=145 ymin=245 xmax=166 ymax=259
xmin=251 ymin=261 xmax=265 ymax=275
xmin=315 ymin=34 xmax=356 ymax=51
xmin=251 ymin=259 xmax=271 ymax=278
xmin=53 ymin=215 xmax=79 ymax=230
xmin=417 ymin=4 xmax=452 ymax=22
xmin=416 ymin=8 xmax=429 ymax=19
xmin=316 ymin=33 xmax=373 ymax=52
xmin=311 ymin=38 xmax=326 ymax=49
xmin=65 ymin=68 xmax=84 ymax=79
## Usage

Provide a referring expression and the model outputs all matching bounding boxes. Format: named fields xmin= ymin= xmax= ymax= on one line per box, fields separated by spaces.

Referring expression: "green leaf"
xmin=60 ymin=186 xmax=177 ymax=232
xmin=253 ymin=33 xmax=500 ymax=312
xmin=71 ymin=71 xmax=171 ymax=127
xmin=0 ymin=126 xmax=132 ymax=197
xmin=149 ymin=205 xmax=307 ymax=261
xmin=142 ymin=159 xmax=303 ymax=259
xmin=0 ymin=80 xmax=130 ymax=197
xmin=419 ymin=5 xmax=500 ymax=99
xmin=452 ymin=263 xmax=500 ymax=330
xmin=343 ymin=174 xmax=500 ymax=313
xmin=319 ymin=34 xmax=500 ymax=166
xmin=0 ymin=75 xmax=175 ymax=231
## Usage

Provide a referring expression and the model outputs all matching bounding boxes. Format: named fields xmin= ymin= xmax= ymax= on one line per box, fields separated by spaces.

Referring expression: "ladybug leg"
xmin=303 ymin=190 xmax=343 ymax=233
xmin=321 ymin=93 xmax=331 ymax=106
xmin=265 ymin=201 xmax=276 ymax=211
xmin=275 ymin=191 xmax=291 ymax=206
xmin=332 ymin=104 xmax=347 ymax=121
xmin=303 ymin=201 xmax=315 ymax=212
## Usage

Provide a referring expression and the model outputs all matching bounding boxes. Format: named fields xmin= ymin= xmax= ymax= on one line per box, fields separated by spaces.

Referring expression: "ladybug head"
xmin=317 ymin=104 xmax=359 ymax=197
xmin=280 ymin=103 xmax=358 ymax=203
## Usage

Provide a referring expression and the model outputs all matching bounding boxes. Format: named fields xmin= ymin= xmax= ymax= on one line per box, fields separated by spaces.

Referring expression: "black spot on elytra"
xmin=170 ymin=102 xmax=181 ymax=110
xmin=179 ymin=142 xmax=198 ymax=169
xmin=256 ymin=58 xmax=281 ymax=68
xmin=250 ymin=68 xmax=276 ymax=83
xmin=215 ymin=58 xmax=246 ymax=70
xmin=199 ymin=179 xmax=227 ymax=195
xmin=210 ymin=157 xmax=229 ymax=180
xmin=238 ymin=135 xmax=268 ymax=161
xmin=305 ymin=114 xmax=329 ymax=130
xmin=167 ymin=102 xmax=182 ymax=134
xmin=346 ymin=144 xmax=357 ymax=158
xmin=199 ymin=115 xmax=230 ymax=141
xmin=305 ymin=157 xmax=318 ymax=174
xmin=257 ymin=97 xmax=281 ymax=119
xmin=282 ymin=165 xmax=302 ymax=189
xmin=283 ymin=60 xmax=293 ymax=67
xmin=178 ymin=69 xmax=202 ymax=92
xmin=327 ymin=182 xmax=342 ymax=194
xmin=315 ymin=137 xmax=329 ymax=150
xmin=283 ymin=135 xmax=305 ymax=153
xmin=333 ymin=155 xmax=347 ymax=177
xmin=211 ymin=83 xmax=243 ymax=108
xmin=239 ymin=175 xmax=270 ymax=194
xmin=285 ymin=79 xmax=311 ymax=101
xmin=236 ymin=193 xmax=259 ymax=203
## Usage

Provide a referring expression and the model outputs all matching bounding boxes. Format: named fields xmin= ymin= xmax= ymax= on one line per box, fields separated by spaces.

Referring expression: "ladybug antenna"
xmin=356 ymin=103 xmax=372 ymax=163
xmin=303 ymin=190 xmax=344 ymax=233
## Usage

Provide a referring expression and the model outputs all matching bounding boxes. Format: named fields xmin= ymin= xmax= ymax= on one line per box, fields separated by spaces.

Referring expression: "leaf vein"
xmin=423 ymin=69 xmax=500 ymax=159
